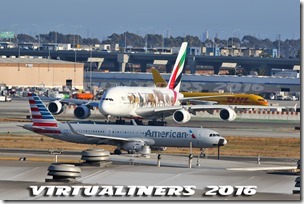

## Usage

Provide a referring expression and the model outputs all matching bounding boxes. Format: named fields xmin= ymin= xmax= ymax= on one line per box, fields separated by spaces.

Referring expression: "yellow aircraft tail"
xmin=151 ymin=67 xmax=167 ymax=87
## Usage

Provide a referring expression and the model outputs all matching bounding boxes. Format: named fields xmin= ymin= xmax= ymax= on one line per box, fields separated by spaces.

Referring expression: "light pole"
xmin=277 ymin=34 xmax=281 ymax=58
xmin=140 ymin=26 xmax=154 ymax=53
xmin=10 ymin=24 xmax=19 ymax=44
xmin=74 ymin=49 xmax=77 ymax=63
xmin=212 ymin=37 xmax=216 ymax=56
xmin=74 ymin=49 xmax=77 ymax=89
xmin=162 ymin=30 xmax=165 ymax=53
xmin=72 ymin=25 xmax=82 ymax=48
xmin=124 ymin=32 xmax=127 ymax=53
xmin=120 ymin=26 xmax=128 ymax=53
xmin=55 ymin=24 xmax=63 ymax=50
xmin=89 ymin=44 xmax=92 ymax=90
xmin=32 ymin=24 xmax=40 ymax=50
xmin=145 ymin=34 xmax=148 ymax=53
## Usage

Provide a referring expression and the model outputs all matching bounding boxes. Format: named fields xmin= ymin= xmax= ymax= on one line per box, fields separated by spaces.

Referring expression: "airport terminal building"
xmin=85 ymin=71 xmax=300 ymax=94
xmin=0 ymin=57 xmax=84 ymax=89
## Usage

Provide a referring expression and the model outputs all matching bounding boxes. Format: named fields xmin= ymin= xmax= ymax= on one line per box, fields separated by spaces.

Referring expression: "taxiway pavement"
xmin=0 ymin=153 xmax=300 ymax=200
xmin=0 ymin=96 xmax=300 ymax=201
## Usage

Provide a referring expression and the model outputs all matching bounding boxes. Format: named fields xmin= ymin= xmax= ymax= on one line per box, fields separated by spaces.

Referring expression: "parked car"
xmin=0 ymin=95 xmax=12 ymax=102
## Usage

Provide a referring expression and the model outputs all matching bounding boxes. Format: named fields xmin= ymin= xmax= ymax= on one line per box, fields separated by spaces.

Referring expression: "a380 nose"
xmin=98 ymin=101 xmax=109 ymax=116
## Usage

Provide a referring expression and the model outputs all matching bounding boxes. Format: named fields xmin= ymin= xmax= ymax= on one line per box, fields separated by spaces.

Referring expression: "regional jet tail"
xmin=23 ymin=93 xmax=227 ymax=155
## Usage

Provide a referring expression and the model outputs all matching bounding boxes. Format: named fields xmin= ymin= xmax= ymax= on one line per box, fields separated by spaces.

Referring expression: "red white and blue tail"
xmin=166 ymin=42 xmax=188 ymax=92
xmin=28 ymin=93 xmax=58 ymax=127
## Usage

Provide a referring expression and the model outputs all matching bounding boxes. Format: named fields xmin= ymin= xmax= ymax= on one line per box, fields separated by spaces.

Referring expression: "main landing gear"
xmin=148 ymin=119 xmax=167 ymax=126
xmin=147 ymin=115 xmax=167 ymax=126
xmin=112 ymin=117 xmax=167 ymax=126
xmin=113 ymin=148 xmax=137 ymax=155
xmin=115 ymin=117 xmax=125 ymax=124
xmin=133 ymin=119 xmax=143 ymax=125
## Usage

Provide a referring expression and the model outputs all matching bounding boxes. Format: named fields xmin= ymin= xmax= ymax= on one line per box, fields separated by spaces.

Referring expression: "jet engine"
xmin=48 ymin=100 xmax=64 ymax=115
xmin=173 ymin=109 xmax=191 ymax=124
xmin=219 ymin=108 xmax=237 ymax=121
xmin=122 ymin=141 xmax=145 ymax=153
xmin=74 ymin=105 xmax=91 ymax=119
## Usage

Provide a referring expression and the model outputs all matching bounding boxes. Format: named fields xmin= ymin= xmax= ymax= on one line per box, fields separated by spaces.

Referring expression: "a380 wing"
xmin=41 ymin=96 xmax=100 ymax=109
xmin=183 ymin=104 xmax=284 ymax=111
xmin=60 ymin=99 xmax=100 ymax=109
xmin=229 ymin=104 xmax=286 ymax=111
xmin=136 ymin=103 xmax=283 ymax=119
xmin=135 ymin=104 xmax=234 ymax=118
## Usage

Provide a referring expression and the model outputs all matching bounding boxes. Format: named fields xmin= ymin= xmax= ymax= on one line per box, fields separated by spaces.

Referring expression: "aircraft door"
xmin=106 ymin=128 xmax=113 ymax=136
xmin=196 ymin=130 xmax=204 ymax=147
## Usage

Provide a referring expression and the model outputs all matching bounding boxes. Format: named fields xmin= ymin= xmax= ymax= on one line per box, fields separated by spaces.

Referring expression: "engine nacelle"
xmin=48 ymin=100 xmax=64 ymax=115
xmin=122 ymin=141 xmax=145 ymax=152
xmin=219 ymin=108 xmax=237 ymax=121
xmin=173 ymin=109 xmax=191 ymax=124
xmin=74 ymin=105 xmax=91 ymax=119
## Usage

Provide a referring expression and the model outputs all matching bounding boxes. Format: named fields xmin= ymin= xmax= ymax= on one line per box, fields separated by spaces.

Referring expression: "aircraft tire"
xmin=128 ymin=150 xmax=136 ymax=154
xmin=116 ymin=119 xmax=125 ymax=124
xmin=114 ymin=149 xmax=122 ymax=155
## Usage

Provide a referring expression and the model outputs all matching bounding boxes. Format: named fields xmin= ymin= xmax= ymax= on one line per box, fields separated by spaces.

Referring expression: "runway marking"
xmin=79 ymin=170 xmax=112 ymax=181
xmin=9 ymin=167 xmax=40 ymax=180
xmin=235 ymin=176 xmax=255 ymax=185
xmin=226 ymin=166 xmax=297 ymax=171
xmin=154 ymin=173 xmax=182 ymax=185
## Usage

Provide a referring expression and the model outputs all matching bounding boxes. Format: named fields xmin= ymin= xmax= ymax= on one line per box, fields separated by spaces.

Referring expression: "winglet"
xmin=293 ymin=103 xmax=297 ymax=112
xmin=67 ymin=122 xmax=83 ymax=136
xmin=166 ymin=42 xmax=188 ymax=92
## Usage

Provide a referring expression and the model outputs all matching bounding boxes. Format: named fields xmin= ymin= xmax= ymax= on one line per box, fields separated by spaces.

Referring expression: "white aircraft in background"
xmin=48 ymin=42 xmax=239 ymax=125
xmin=23 ymin=93 xmax=227 ymax=154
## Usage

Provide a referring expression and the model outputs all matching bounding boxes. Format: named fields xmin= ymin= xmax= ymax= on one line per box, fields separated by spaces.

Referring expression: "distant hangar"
xmin=0 ymin=57 xmax=84 ymax=88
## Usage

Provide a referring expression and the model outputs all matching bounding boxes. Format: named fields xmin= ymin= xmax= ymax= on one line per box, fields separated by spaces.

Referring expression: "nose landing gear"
xmin=217 ymin=139 xmax=226 ymax=160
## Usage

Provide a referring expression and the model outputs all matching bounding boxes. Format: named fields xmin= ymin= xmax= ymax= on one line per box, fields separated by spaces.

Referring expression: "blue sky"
xmin=0 ymin=0 xmax=300 ymax=40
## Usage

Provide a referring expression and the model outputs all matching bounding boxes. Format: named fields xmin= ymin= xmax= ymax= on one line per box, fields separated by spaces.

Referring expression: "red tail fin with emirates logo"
xmin=166 ymin=42 xmax=188 ymax=92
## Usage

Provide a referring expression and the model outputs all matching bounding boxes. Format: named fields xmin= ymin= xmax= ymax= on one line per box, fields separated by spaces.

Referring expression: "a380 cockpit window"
xmin=209 ymin=133 xmax=220 ymax=137
xmin=102 ymin=98 xmax=114 ymax=101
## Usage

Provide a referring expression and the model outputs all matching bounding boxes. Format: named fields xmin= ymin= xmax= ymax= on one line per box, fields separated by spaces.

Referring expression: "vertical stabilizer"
xmin=151 ymin=67 xmax=167 ymax=87
xmin=166 ymin=42 xmax=188 ymax=92
xmin=28 ymin=93 xmax=58 ymax=127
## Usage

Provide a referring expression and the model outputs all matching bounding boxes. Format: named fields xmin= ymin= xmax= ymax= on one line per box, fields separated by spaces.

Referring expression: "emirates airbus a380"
xmin=48 ymin=42 xmax=240 ymax=125
xmin=96 ymin=42 xmax=240 ymax=125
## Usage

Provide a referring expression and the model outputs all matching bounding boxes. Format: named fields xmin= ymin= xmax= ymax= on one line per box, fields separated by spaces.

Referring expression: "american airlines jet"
xmin=48 ymin=42 xmax=238 ymax=125
xmin=23 ymin=93 xmax=227 ymax=154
